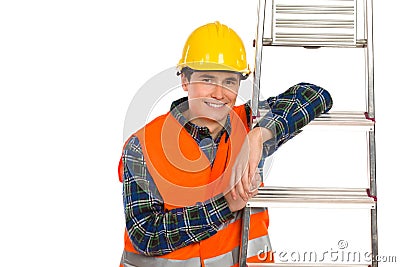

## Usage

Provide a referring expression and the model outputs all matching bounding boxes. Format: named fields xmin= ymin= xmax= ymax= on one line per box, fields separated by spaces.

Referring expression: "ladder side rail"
xmin=250 ymin=0 xmax=267 ymax=118
xmin=364 ymin=0 xmax=378 ymax=266
xmin=241 ymin=0 xmax=267 ymax=265
xmin=368 ymin=130 xmax=378 ymax=267
xmin=239 ymin=207 xmax=251 ymax=267
xmin=365 ymin=0 xmax=375 ymax=118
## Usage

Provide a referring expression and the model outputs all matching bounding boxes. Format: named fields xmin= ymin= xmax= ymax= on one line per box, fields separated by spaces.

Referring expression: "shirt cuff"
xmin=202 ymin=193 xmax=234 ymax=226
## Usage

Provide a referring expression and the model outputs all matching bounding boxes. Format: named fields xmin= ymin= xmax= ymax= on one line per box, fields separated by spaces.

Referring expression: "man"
xmin=119 ymin=21 xmax=332 ymax=267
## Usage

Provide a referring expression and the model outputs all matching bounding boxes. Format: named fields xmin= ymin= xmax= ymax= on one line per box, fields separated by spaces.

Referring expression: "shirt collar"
xmin=170 ymin=97 xmax=232 ymax=142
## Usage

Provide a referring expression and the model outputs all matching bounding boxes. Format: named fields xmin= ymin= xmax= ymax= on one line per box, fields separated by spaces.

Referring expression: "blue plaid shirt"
xmin=121 ymin=82 xmax=332 ymax=256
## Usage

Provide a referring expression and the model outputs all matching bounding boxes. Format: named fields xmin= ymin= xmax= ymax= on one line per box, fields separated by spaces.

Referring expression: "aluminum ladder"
xmin=239 ymin=0 xmax=377 ymax=266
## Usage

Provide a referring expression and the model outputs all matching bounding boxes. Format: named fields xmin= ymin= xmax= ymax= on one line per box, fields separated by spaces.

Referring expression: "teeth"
xmin=206 ymin=102 xmax=225 ymax=108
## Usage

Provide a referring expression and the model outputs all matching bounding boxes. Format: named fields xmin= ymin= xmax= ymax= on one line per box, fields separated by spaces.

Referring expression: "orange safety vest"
xmin=119 ymin=105 xmax=273 ymax=267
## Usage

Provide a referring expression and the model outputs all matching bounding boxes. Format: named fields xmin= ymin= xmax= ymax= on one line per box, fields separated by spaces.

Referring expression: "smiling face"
xmin=181 ymin=71 xmax=240 ymax=132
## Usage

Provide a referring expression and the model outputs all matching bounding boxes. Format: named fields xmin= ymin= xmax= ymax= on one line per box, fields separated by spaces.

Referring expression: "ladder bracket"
xmin=364 ymin=112 xmax=376 ymax=122
xmin=366 ymin=188 xmax=377 ymax=202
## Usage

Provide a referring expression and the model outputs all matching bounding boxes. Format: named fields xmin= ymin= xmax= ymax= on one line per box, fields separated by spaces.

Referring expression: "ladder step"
xmin=271 ymin=0 xmax=357 ymax=47
xmin=276 ymin=5 xmax=355 ymax=15
xmin=247 ymin=187 xmax=375 ymax=209
xmin=257 ymin=111 xmax=374 ymax=131
xmin=263 ymin=38 xmax=367 ymax=48
xmin=310 ymin=111 xmax=374 ymax=130
xmin=248 ymin=263 xmax=370 ymax=267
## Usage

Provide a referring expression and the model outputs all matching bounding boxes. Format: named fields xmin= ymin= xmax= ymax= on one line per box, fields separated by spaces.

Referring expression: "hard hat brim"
xmin=177 ymin=62 xmax=251 ymax=79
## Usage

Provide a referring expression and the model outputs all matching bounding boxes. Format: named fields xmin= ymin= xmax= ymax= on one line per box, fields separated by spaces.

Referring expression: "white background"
xmin=0 ymin=0 xmax=399 ymax=266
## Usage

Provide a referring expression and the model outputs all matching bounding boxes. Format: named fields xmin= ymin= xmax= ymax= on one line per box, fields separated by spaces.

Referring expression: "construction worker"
xmin=118 ymin=21 xmax=332 ymax=267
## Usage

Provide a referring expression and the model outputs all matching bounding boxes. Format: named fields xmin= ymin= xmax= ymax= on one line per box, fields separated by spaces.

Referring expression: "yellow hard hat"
xmin=178 ymin=21 xmax=250 ymax=78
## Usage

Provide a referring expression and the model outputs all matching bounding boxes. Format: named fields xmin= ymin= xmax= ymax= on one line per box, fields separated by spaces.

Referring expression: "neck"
xmin=183 ymin=110 xmax=227 ymax=139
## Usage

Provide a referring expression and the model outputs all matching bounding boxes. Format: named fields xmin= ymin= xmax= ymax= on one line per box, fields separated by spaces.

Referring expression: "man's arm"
xmin=257 ymin=82 xmax=333 ymax=151
xmin=122 ymin=136 xmax=234 ymax=256
xmin=230 ymin=82 xmax=333 ymax=200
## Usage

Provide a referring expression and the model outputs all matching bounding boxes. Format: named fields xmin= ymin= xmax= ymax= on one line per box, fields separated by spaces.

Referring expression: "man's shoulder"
xmin=126 ymin=112 xmax=170 ymax=140
xmin=233 ymin=103 xmax=251 ymax=126
xmin=123 ymin=134 xmax=142 ymax=154
xmin=124 ymin=111 xmax=173 ymax=152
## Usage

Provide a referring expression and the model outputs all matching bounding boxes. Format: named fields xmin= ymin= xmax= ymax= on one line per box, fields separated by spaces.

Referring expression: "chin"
xmin=207 ymin=113 xmax=229 ymax=123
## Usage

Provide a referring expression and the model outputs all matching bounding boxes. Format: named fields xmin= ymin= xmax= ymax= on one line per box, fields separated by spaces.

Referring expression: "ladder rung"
xmin=276 ymin=5 xmax=354 ymax=15
xmin=273 ymin=35 xmax=355 ymax=46
xmin=272 ymin=0 xmax=357 ymax=47
xmin=256 ymin=187 xmax=372 ymax=197
xmin=276 ymin=33 xmax=354 ymax=38
xmin=247 ymin=187 xmax=376 ymax=209
xmin=263 ymin=38 xmax=366 ymax=48
xmin=256 ymin=111 xmax=374 ymax=131
xmin=276 ymin=19 xmax=354 ymax=28
xmin=248 ymin=263 xmax=371 ymax=267
xmin=310 ymin=111 xmax=374 ymax=130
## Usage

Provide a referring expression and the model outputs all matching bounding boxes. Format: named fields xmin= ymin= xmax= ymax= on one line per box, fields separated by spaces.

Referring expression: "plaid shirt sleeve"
xmin=122 ymin=136 xmax=234 ymax=256
xmin=256 ymin=82 xmax=333 ymax=156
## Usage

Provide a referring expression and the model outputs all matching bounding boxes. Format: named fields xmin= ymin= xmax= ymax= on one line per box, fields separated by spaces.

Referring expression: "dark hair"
xmin=177 ymin=67 xmax=195 ymax=82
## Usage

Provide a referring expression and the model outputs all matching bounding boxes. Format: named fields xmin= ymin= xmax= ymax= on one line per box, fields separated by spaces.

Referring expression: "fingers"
xmin=230 ymin=163 xmax=247 ymax=201
xmin=230 ymin=187 xmax=237 ymax=200
xmin=248 ymin=163 xmax=257 ymax=186
xmin=249 ymin=172 xmax=262 ymax=193
xmin=233 ymin=164 xmax=251 ymax=202
xmin=240 ymin=166 xmax=250 ymax=199
xmin=249 ymin=188 xmax=258 ymax=198
xmin=227 ymin=171 xmax=260 ymax=211
xmin=235 ymin=178 xmax=248 ymax=202
xmin=224 ymin=190 xmax=247 ymax=212
xmin=229 ymin=131 xmax=263 ymax=201
xmin=230 ymin=169 xmax=237 ymax=200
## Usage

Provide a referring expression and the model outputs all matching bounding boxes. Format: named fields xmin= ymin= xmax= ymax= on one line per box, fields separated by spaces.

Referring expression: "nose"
xmin=211 ymin=84 xmax=224 ymax=99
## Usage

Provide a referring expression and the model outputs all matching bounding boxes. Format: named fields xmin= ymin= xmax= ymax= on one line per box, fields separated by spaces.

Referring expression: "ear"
xmin=181 ymin=74 xmax=189 ymax=91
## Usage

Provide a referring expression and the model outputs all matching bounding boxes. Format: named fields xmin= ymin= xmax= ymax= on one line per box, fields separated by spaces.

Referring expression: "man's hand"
xmin=224 ymin=173 xmax=261 ymax=212
xmin=229 ymin=127 xmax=273 ymax=201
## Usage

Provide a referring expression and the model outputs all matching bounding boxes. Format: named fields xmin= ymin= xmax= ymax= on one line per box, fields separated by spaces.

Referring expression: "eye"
xmin=202 ymin=78 xmax=212 ymax=83
xmin=225 ymin=80 xmax=237 ymax=86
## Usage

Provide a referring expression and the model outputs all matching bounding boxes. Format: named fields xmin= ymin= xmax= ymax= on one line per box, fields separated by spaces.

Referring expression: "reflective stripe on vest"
xmin=121 ymin=234 xmax=271 ymax=267
xmin=203 ymin=234 xmax=272 ymax=267
xmin=121 ymin=250 xmax=201 ymax=267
